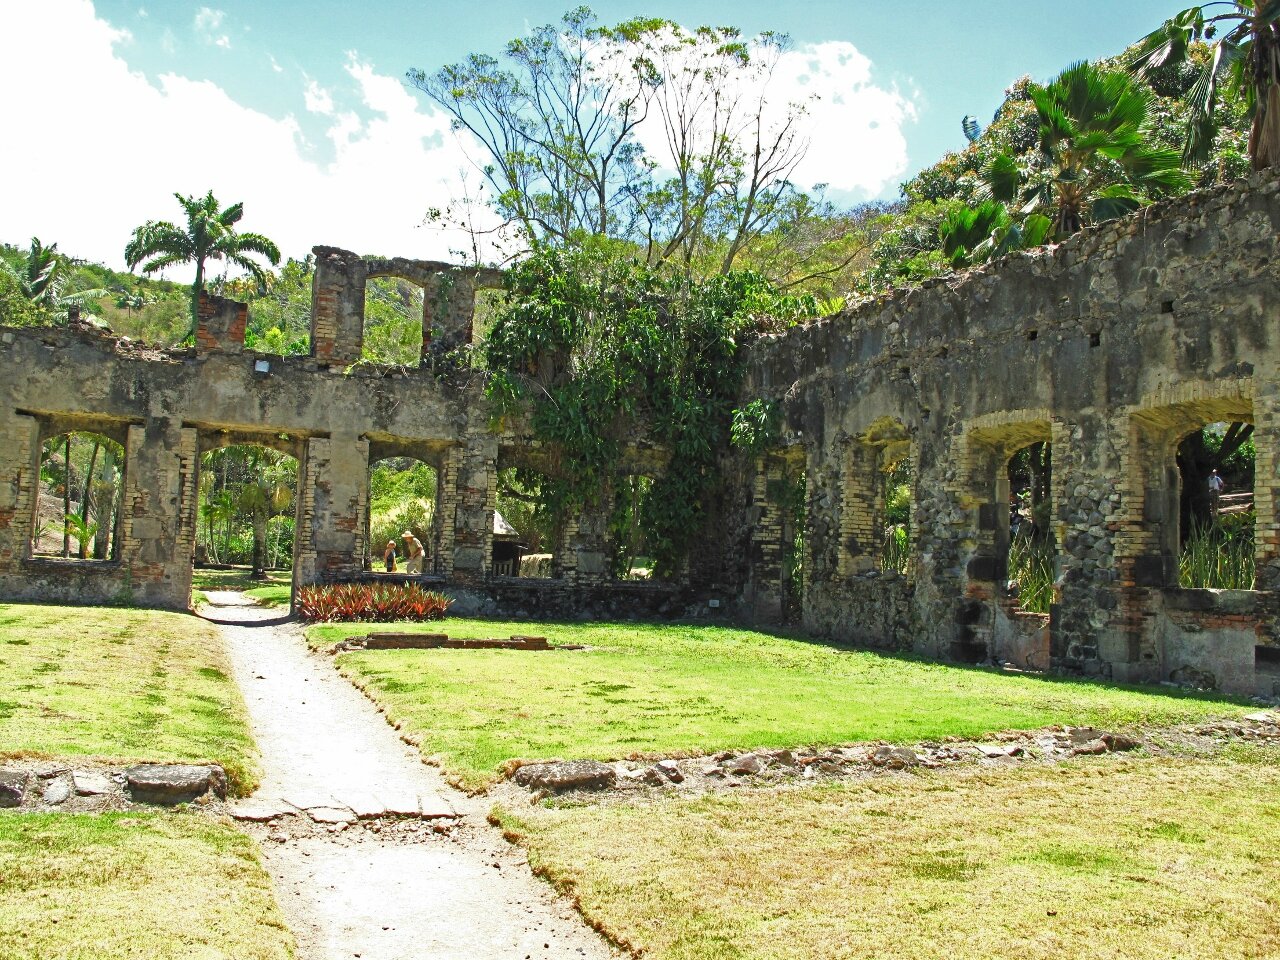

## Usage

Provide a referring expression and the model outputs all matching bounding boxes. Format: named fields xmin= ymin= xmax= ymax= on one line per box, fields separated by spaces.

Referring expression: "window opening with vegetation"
xmin=1006 ymin=441 xmax=1055 ymax=614
xmin=494 ymin=466 xmax=556 ymax=579
xmin=197 ymin=445 xmax=298 ymax=578
xmin=368 ymin=457 xmax=439 ymax=575
xmin=609 ymin=474 xmax=655 ymax=581
xmin=1176 ymin=422 xmax=1255 ymax=589
xmin=34 ymin=432 xmax=124 ymax=561
xmin=881 ymin=457 xmax=913 ymax=575
xmin=362 ymin=276 xmax=426 ymax=366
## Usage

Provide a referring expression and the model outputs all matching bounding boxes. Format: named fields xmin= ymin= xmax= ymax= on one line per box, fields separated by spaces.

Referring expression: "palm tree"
xmin=1130 ymin=2 xmax=1280 ymax=170
xmin=2 ymin=238 xmax=106 ymax=320
xmin=980 ymin=63 xmax=1190 ymax=240
xmin=124 ymin=191 xmax=280 ymax=337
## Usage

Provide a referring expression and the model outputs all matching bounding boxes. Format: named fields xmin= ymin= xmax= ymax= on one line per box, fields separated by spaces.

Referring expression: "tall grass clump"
xmin=1180 ymin=513 xmax=1255 ymax=589
xmin=882 ymin=524 xmax=910 ymax=574
xmin=1008 ymin=530 xmax=1055 ymax=614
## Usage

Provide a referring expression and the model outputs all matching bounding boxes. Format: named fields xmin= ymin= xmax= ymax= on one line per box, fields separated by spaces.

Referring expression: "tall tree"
xmin=124 ymin=191 xmax=280 ymax=337
xmin=1130 ymin=2 xmax=1280 ymax=169
xmin=408 ymin=7 xmax=812 ymax=275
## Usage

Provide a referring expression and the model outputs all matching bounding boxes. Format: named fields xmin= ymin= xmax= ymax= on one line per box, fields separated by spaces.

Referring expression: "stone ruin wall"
xmin=739 ymin=170 xmax=1280 ymax=698
xmin=1 ymin=173 xmax=1278 ymax=697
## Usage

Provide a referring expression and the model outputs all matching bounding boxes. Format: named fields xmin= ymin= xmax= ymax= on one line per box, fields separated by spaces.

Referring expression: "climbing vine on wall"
xmin=484 ymin=244 xmax=815 ymax=577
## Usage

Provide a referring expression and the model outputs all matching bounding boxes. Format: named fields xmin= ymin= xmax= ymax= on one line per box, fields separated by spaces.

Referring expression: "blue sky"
xmin=3 ymin=0 xmax=1182 ymax=271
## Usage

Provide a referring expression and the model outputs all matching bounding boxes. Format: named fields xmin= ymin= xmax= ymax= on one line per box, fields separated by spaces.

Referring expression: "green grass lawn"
xmin=0 ymin=603 xmax=259 ymax=793
xmin=309 ymin=619 xmax=1247 ymax=789
xmin=0 ymin=812 xmax=294 ymax=960
xmin=192 ymin=567 xmax=289 ymax=607
xmin=495 ymin=745 xmax=1280 ymax=960
xmin=243 ymin=583 xmax=292 ymax=607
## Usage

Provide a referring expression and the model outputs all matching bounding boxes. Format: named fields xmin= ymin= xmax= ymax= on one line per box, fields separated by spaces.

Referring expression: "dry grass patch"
xmin=0 ymin=603 xmax=258 ymax=792
xmin=496 ymin=748 xmax=1280 ymax=960
xmin=0 ymin=811 xmax=294 ymax=959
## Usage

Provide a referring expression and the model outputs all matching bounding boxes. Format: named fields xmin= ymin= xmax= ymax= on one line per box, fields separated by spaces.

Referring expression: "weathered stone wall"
xmin=2 ymin=178 xmax=1277 ymax=701
xmin=739 ymin=170 xmax=1280 ymax=698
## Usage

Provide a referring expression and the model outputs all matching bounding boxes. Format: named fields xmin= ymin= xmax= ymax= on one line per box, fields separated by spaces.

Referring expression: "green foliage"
xmin=361 ymin=276 xmax=424 ymax=365
xmin=126 ymin=190 xmax=281 ymax=338
xmin=296 ymin=583 xmax=452 ymax=622
xmin=1009 ymin=529 xmax=1056 ymax=614
xmin=484 ymin=245 xmax=815 ymax=576
xmin=730 ymin=399 xmax=781 ymax=453
xmin=0 ymin=266 xmax=50 ymax=326
xmin=1129 ymin=3 xmax=1280 ymax=170
xmin=1180 ymin=513 xmax=1256 ymax=589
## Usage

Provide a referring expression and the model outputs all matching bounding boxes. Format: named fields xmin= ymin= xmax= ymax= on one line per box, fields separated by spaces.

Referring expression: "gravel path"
xmin=204 ymin=592 xmax=616 ymax=960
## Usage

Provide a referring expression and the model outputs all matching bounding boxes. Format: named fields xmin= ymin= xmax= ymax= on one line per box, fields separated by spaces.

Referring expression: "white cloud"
xmin=268 ymin=54 xmax=284 ymax=73
xmin=776 ymin=41 xmax=916 ymax=199
xmin=194 ymin=7 xmax=230 ymax=49
xmin=627 ymin=33 xmax=914 ymax=204
xmin=303 ymin=78 xmax=334 ymax=115
xmin=0 ymin=0 xmax=491 ymax=276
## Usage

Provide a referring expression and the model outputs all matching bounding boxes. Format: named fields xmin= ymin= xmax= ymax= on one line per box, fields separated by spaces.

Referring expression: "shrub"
xmin=296 ymin=583 xmax=452 ymax=623
xmin=1180 ymin=514 xmax=1255 ymax=590
xmin=1008 ymin=531 xmax=1055 ymax=614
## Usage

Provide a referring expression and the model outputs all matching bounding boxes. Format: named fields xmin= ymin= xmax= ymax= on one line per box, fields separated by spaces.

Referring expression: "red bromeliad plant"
xmin=296 ymin=583 xmax=452 ymax=623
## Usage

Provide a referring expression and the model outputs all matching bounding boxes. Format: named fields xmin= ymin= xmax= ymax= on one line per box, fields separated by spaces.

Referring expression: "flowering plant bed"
xmin=296 ymin=582 xmax=452 ymax=622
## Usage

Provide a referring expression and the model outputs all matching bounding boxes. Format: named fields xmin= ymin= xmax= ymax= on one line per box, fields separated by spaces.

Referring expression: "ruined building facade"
xmin=1 ymin=173 xmax=1277 ymax=698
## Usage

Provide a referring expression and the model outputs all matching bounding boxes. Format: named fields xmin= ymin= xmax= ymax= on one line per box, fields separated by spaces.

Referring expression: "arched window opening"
xmin=368 ymin=457 xmax=440 ymax=576
xmin=34 ymin=432 xmax=124 ymax=562
xmin=197 ymin=445 xmax=298 ymax=579
xmin=1006 ymin=441 xmax=1055 ymax=614
xmin=1176 ymin=422 xmax=1255 ymax=590
xmin=362 ymin=276 xmax=425 ymax=366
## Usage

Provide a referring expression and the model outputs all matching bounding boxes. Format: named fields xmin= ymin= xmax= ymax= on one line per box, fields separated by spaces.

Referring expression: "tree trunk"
xmin=62 ymin=435 xmax=71 ymax=558
xmin=189 ymin=259 xmax=205 ymax=340
xmin=252 ymin=504 xmax=268 ymax=579
xmin=93 ymin=449 xmax=117 ymax=560
xmin=79 ymin=440 xmax=101 ymax=559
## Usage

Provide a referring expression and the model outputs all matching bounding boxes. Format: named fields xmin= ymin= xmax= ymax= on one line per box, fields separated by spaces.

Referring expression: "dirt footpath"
xmin=204 ymin=592 xmax=615 ymax=960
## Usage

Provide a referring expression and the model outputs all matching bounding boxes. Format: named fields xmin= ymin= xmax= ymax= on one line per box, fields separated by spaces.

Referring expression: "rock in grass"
xmin=725 ymin=753 xmax=766 ymax=775
xmin=511 ymin=760 xmax=616 ymax=792
xmin=871 ymin=746 xmax=919 ymax=769
xmin=0 ymin=770 xmax=28 ymax=807
xmin=42 ymin=778 xmax=71 ymax=806
xmin=72 ymin=771 xmax=114 ymax=796
xmin=126 ymin=764 xmax=227 ymax=804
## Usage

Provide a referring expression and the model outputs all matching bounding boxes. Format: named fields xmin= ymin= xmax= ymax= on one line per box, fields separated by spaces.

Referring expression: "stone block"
xmin=125 ymin=764 xmax=227 ymax=804
xmin=0 ymin=770 xmax=28 ymax=807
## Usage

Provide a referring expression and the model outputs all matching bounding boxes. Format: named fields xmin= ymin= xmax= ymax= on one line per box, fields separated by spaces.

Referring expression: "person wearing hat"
xmin=402 ymin=530 xmax=426 ymax=574
xmin=382 ymin=539 xmax=398 ymax=573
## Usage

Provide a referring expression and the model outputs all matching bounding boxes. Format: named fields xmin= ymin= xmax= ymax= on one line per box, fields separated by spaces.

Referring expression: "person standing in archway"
xmin=402 ymin=530 xmax=425 ymax=575
xmin=1208 ymin=469 xmax=1224 ymax=518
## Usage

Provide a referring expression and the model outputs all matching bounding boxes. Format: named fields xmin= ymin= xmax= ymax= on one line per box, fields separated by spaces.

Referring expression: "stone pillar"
xmin=837 ymin=441 xmax=881 ymax=577
xmin=296 ymin=434 xmax=369 ymax=584
xmin=424 ymin=273 xmax=477 ymax=357
xmin=195 ymin=293 xmax=246 ymax=354
xmin=562 ymin=489 xmax=613 ymax=586
xmin=1254 ymin=385 xmax=1280 ymax=590
xmin=310 ymin=246 xmax=365 ymax=367
xmin=436 ymin=447 xmax=461 ymax=579
xmin=115 ymin=420 xmax=196 ymax=609
xmin=451 ymin=435 xmax=495 ymax=584
xmin=0 ymin=411 xmax=39 ymax=575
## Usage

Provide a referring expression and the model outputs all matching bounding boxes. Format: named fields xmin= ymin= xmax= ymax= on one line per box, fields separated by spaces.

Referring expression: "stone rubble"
xmin=502 ymin=711 xmax=1280 ymax=800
